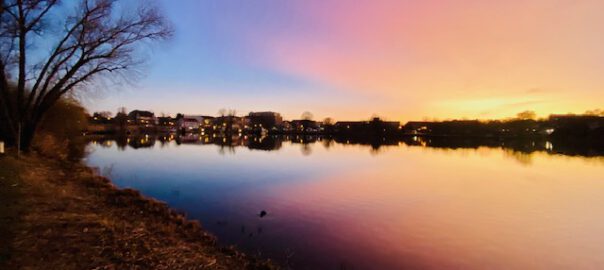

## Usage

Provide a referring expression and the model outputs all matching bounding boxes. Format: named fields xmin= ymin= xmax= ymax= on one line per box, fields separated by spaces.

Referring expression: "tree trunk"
xmin=1 ymin=111 xmax=42 ymax=152
xmin=0 ymin=125 xmax=16 ymax=146
xmin=19 ymin=120 xmax=38 ymax=152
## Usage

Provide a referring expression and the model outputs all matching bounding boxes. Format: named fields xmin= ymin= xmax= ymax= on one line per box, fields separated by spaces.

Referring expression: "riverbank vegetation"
xmin=0 ymin=154 xmax=275 ymax=269
xmin=1 ymin=86 xmax=276 ymax=268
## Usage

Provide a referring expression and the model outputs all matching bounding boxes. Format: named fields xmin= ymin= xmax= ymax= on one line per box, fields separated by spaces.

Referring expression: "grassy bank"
xmin=0 ymin=155 xmax=24 ymax=265
xmin=0 ymin=154 xmax=275 ymax=269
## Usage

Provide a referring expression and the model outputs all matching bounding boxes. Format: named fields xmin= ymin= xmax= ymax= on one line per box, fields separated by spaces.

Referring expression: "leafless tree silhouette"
xmin=301 ymin=111 xmax=313 ymax=121
xmin=0 ymin=0 xmax=172 ymax=150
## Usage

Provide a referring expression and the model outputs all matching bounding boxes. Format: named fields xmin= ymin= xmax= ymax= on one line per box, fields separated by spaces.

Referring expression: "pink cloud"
xmin=243 ymin=0 xmax=604 ymax=119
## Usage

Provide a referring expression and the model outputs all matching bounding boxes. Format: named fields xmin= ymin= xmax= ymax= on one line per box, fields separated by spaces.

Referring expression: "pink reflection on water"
xmin=263 ymin=147 xmax=604 ymax=269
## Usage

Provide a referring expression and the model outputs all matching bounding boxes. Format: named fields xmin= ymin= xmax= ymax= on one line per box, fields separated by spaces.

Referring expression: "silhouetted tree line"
xmin=402 ymin=115 xmax=604 ymax=140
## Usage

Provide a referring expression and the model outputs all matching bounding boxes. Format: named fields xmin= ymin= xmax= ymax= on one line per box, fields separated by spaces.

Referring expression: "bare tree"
xmin=585 ymin=108 xmax=604 ymax=116
xmin=0 ymin=0 xmax=172 ymax=150
xmin=114 ymin=106 xmax=128 ymax=132
xmin=301 ymin=111 xmax=313 ymax=121
xmin=516 ymin=110 xmax=536 ymax=120
xmin=227 ymin=109 xmax=236 ymax=117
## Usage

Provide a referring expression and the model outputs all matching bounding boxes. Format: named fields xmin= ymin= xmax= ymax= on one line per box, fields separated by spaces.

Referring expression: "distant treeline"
xmin=402 ymin=115 xmax=604 ymax=139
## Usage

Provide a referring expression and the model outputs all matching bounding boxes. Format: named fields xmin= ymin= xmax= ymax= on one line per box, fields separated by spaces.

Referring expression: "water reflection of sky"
xmin=85 ymin=140 xmax=604 ymax=269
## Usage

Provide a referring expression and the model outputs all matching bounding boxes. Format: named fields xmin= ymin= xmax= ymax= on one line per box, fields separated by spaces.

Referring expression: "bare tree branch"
xmin=0 ymin=0 xmax=172 ymax=149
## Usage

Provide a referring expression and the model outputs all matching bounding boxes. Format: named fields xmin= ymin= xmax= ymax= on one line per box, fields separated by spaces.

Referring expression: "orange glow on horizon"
xmin=87 ymin=0 xmax=604 ymax=122
xmin=244 ymin=0 xmax=604 ymax=122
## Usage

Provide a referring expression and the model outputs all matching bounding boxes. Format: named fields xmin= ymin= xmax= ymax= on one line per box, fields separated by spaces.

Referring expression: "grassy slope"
xmin=0 ymin=154 xmax=275 ymax=270
xmin=0 ymin=156 xmax=23 ymax=265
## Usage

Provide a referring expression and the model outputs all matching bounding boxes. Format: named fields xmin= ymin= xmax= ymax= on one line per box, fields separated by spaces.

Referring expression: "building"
xmin=156 ymin=116 xmax=177 ymax=133
xmin=335 ymin=118 xmax=400 ymax=135
xmin=157 ymin=116 xmax=176 ymax=126
xmin=248 ymin=112 xmax=283 ymax=130
xmin=281 ymin=121 xmax=293 ymax=132
xmin=178 ymin=118 xmax=200 ymax=132
xmin=290 ymin=119 xmax=319 ymax=133
xmin=90 ymin=112 xmax=113 ymax=124
xmin=199 ymin=116 xmax=215 ymax=130
xmin=128 ymin=110 xmax=157 ymax=126
xmin=213 ymin=116 xmax=248 ymax=133
xmin=402 ymin=121 xmax=432 ymax=134
xmin=176 ymin=115 xmax=215 ymax=131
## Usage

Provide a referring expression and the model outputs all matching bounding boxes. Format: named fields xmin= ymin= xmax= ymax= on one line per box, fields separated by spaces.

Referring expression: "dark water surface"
xmin=84 ymin=135 xmax=604 ymax=269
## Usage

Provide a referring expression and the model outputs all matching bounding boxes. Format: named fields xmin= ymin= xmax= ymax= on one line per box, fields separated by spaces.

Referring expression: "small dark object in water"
xmin=259 ymin=210 xmax=267 ymax=218
xmin=216 ymin=220 xmax=228 ymax=226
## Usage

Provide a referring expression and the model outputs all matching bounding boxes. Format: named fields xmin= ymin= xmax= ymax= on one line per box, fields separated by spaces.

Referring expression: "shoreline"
xmin=0 ymin=153 xmax=275 ymax=269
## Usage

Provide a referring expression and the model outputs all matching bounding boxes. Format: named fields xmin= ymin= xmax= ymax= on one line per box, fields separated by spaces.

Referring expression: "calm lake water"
xmin=85 ymin=135 xmax=604 ymax=269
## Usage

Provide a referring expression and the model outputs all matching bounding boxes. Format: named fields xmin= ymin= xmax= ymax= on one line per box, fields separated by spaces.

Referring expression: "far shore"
xmin=0 ymin=152 xmax=275 ymax=269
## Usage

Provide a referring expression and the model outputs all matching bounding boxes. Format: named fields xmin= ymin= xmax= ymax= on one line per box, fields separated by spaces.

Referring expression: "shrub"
xmin=32 ymin=98 xmax=88 ymax=160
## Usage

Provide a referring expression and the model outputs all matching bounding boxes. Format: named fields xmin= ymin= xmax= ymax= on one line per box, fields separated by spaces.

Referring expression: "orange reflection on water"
xmin=268 ymin=146 xmax=604 ymax=269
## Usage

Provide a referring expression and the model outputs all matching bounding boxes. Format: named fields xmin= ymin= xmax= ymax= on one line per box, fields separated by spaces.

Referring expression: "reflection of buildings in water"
xmin=397 ymin=136 xmax=604 ymax=159
xmin=217 ymin=144 xmax=237 ymax=155
xmin=89 ymin=134 xmax=157 ymax=149
xmin=407 ymin=135 xmax=428 ymax=147
xmin=545 ymin=141 xmax=554 ymax=151
xmin=248 ymin=135 xmax=282 ymax=151
xmin=289 ymin=135 xmax=319 ymax=145
xmin=300 ymin=144 xmax=312 ymax=156
xmin=322 ymin=139 xmax=335 ymax=149
xmin=178 ymin=133 xmax=201 ymax=144
xmin=129 ymin=135 xmax=156 ymax=149
xmin=87 ymin=134 xmax=604 ymax=159
xmin=89 ymin=140 xmax=114 ymax=148
xmin=157 ymin=134 xmax=176 ymax=147
xmin=503 ymin=149 xmax=534 ymax=166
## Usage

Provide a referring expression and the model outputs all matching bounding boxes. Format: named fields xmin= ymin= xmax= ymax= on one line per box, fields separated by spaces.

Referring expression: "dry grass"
xmin=0 ymin=156 xmax=24 ymax=265
xmin=0 ymin=154 xmax=276 ymax=270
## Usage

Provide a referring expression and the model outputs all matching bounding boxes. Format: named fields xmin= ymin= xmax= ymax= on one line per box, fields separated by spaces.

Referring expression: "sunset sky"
xmin=85 ymin=0 xmax=604 ymax=122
